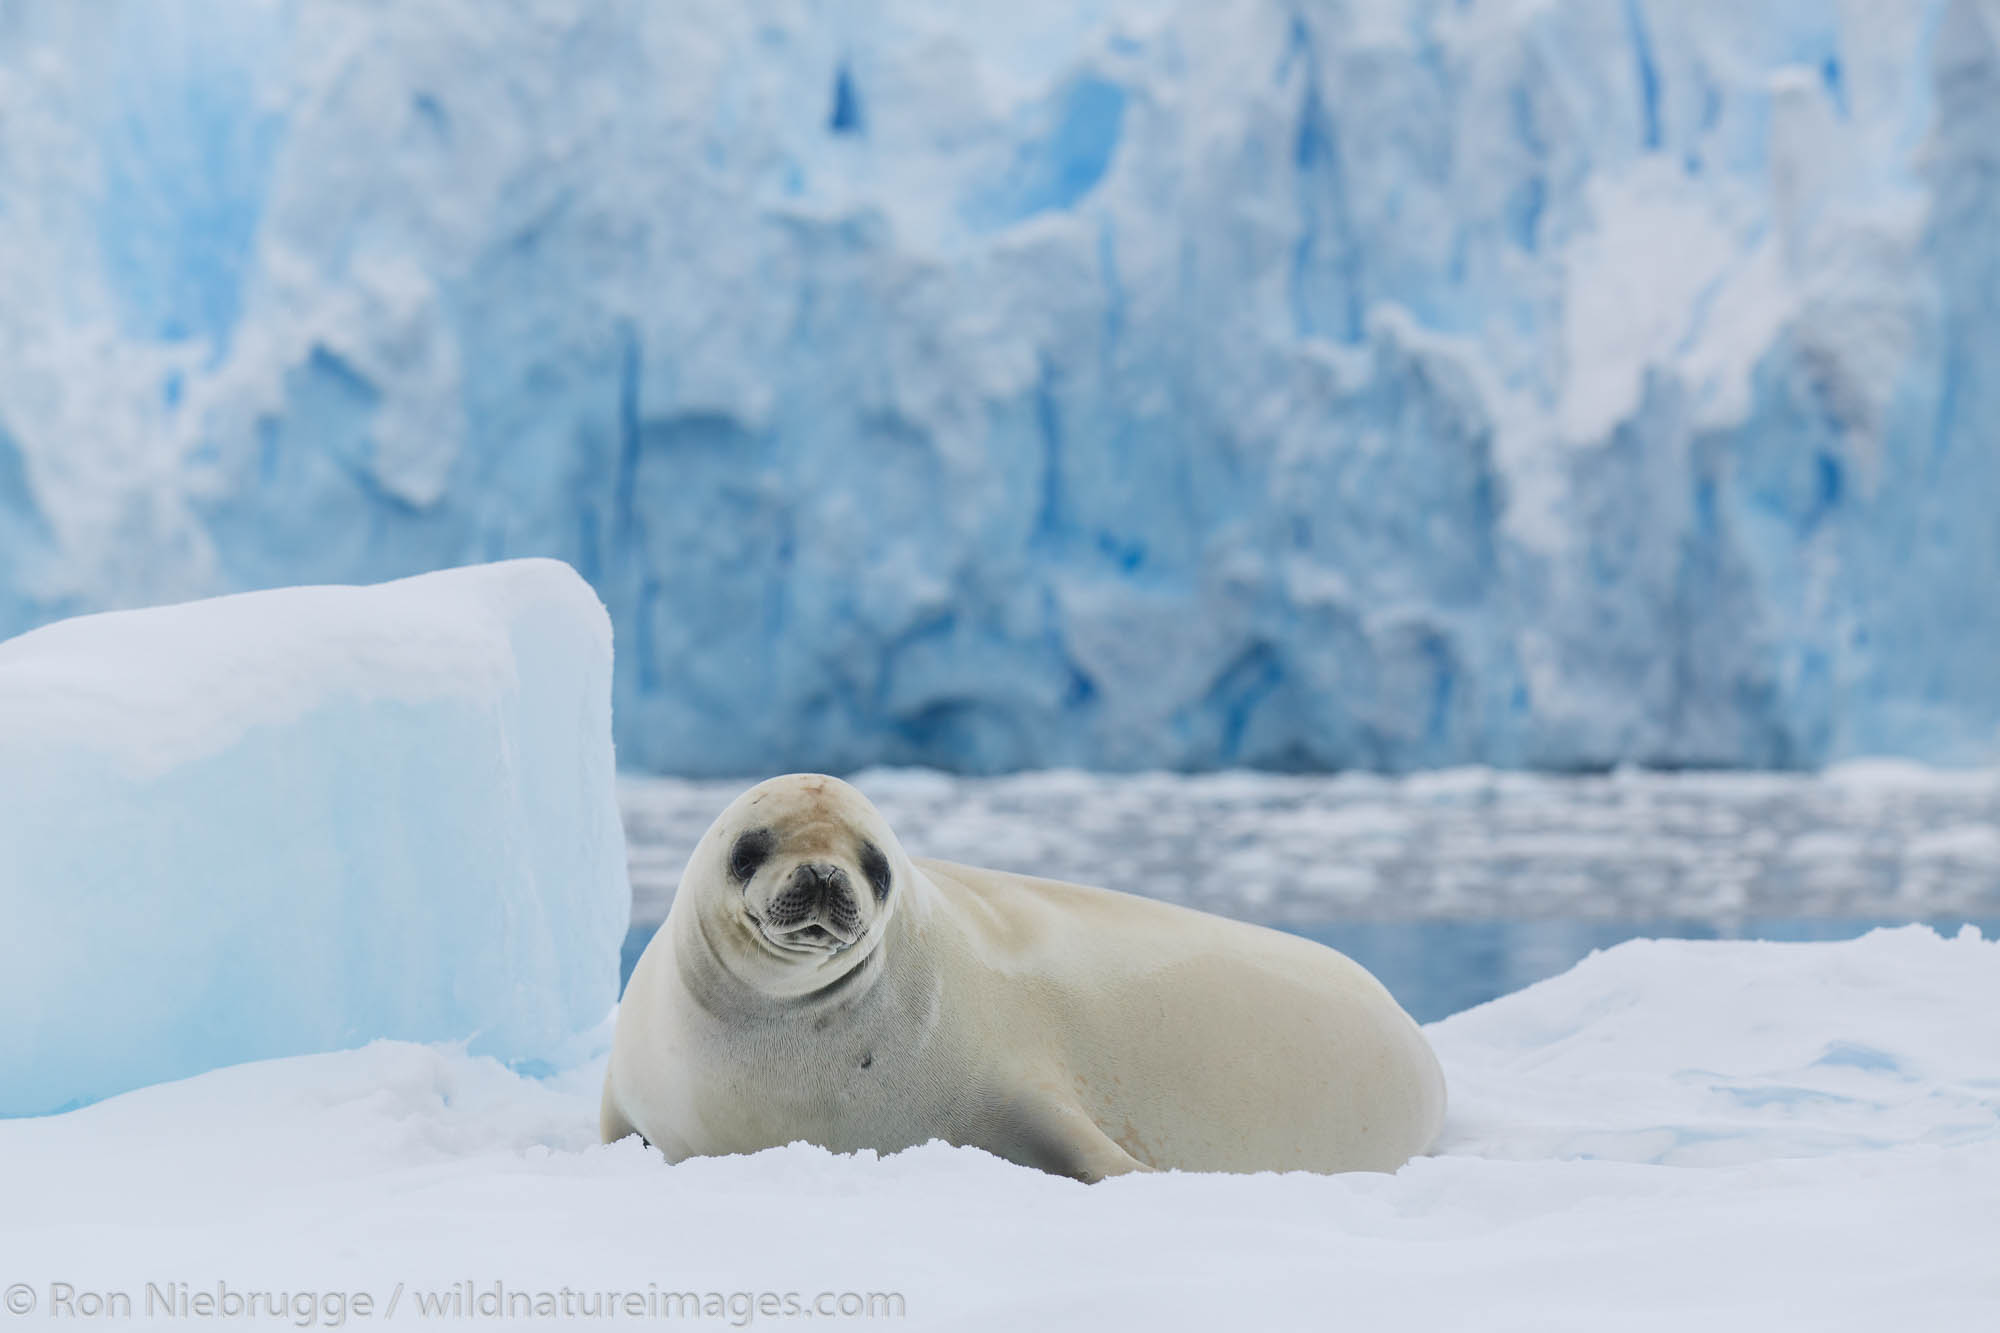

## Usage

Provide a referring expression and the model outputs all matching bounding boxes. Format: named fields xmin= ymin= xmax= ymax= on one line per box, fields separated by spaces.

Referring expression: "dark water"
xmin=1289 ymin=916 xmax=2000 ymax=1022
xmin=620 ymin=769 xmax=2000 ymax=933
xmin=620 ymin=915 xmax=2000 ymax=1024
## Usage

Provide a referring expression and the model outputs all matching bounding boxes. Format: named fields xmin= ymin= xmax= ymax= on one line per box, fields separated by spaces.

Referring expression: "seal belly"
xmin=920 ymin=857 xmax=1445 ymax=1174
xmin=1062 ymin=948 xmax=1443 ymax=1173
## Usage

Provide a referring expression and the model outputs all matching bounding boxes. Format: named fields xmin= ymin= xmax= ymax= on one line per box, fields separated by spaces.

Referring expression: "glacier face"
xmin=0 ymin=560 xmax=629 ymax=1116
xmin=0 ymin=0 xmax=1993 ymax=774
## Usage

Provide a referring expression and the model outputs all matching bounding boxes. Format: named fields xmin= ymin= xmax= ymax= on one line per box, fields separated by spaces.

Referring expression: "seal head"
xmin=685 ymin=774 xmax=904 ymax=1001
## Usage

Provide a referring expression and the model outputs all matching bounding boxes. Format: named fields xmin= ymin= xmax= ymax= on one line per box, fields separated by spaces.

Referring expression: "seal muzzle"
xmin=759 ymin=861 xmax=864 ymax=951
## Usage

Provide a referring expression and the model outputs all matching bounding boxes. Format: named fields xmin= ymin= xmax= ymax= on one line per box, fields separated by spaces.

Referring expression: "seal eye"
xmin=858 ymin=840 xmax=891 ymax=902
xmin=729 ymin=828 xmax=776 ymax=883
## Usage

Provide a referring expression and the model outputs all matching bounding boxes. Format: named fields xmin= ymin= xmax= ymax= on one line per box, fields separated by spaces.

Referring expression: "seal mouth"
xmin=746 ymin=911 xmax=860 ymax=956
xmin=767 ymin=922 xmax=856 ymax=953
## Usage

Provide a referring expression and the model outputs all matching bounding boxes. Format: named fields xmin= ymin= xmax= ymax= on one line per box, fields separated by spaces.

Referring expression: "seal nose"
xmin=795 ymin=862 xmax=845 ymax=896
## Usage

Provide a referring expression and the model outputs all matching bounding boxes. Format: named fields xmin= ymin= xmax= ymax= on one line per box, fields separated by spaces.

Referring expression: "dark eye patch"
xmin=858 ymin=840 xmax=892 ymax=902
xmin=729 ymin=828 xmax=776 ymax=883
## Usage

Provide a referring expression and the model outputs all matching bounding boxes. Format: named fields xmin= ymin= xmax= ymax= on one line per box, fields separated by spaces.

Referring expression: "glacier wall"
xmin=0 ymin=0 xmax=1995 ymax=774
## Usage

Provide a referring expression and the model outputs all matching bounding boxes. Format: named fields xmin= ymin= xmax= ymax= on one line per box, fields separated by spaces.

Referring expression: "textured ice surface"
xmin=619 ymin=764 xmax=2000 ymax=927
xmin=0 ymin=559 xmax=629 ymax=1117
xmin=2 ymin=2 xmax=1998 ymax=773
xmin=1 ymin=928 xmax=1993 ymax=1328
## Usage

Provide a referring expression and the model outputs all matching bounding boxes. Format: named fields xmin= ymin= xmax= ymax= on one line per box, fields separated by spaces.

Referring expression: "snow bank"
xmin=0 ymin=559 xmax=629 ymax=1117
xmin=0 ymin=927 xmax=1991 ymax=1329
xmin=1431 ymin=925 xmax=2000 ymax=1165
xmin=2 ymin=2 xmax=1998 ymax=774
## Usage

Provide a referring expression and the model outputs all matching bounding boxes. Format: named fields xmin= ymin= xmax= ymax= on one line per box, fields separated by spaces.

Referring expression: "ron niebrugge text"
xmin=3 ymin=1280 xmax=908 ymax=1325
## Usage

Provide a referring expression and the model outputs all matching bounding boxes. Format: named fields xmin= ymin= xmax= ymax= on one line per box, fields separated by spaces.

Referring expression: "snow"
xmin=0 ymin=559 xmax=629 ymax=1118
xmin=3 ymin=1 xmax=1999 ymax=774
xmin=1 ymin=926 xmax=1993 ymax=1329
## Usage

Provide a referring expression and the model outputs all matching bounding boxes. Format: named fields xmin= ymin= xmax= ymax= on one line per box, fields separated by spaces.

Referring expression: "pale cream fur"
xmin=603 ymin=774 xmax=1445 ymax=1180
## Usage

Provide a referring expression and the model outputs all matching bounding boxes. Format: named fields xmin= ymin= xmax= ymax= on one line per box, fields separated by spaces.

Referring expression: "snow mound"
xmin=0 ymin=559 xmax=629 ymax=1117
xmin=1431 ymin=924 xmax=2000 ymax=1165
xmin=1 ymin=928 xmax=1992 ymax=1328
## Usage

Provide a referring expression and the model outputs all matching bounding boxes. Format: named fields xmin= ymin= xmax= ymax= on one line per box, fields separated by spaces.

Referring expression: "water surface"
xmin=620 ymin=914 xmax=1999 ymax=1024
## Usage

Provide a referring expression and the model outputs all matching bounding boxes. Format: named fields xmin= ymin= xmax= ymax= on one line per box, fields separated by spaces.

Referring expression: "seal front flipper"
xmin=599 ymin=1069 xmax=690 ymax=1159
xmin=599 ymin=1069 xmax=639 ymax=1145
xmin=990 ymin=1091 xmax=1153 ymax=1183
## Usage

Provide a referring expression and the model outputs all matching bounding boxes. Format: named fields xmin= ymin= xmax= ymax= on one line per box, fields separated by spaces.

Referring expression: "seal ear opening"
xmin=730 ymin=828 xmax=777 ymax=883
xmin=858 ymin=840 xmax=892 ymax=901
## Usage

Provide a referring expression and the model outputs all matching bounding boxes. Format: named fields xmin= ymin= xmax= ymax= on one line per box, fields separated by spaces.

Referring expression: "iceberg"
xmin=0 ymin=559 xmax=629 ymax=1117
xmin=0 ymin=1 xmax=1994 ymax=773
